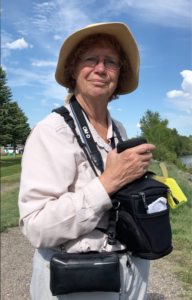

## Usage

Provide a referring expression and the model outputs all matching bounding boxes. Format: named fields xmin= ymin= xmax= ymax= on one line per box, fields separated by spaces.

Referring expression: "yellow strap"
xmin=160 ymin=163 xmax=169 ymax=178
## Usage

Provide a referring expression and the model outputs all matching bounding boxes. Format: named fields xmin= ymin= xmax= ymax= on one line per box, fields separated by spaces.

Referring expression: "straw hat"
xmin=55 ymin=22 xmax=140 ymax=95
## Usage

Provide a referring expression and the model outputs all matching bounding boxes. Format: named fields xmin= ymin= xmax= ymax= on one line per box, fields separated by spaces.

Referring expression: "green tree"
xmin=169 ymin=128 xmax=182 ymax=156
xmin=140 ymin=110 xmax=168 ymax=139
xmin=0 ymin=67 xmax=31 ymax=156
xmin=179 ymin=135 xmax=192 ymax=156
xmin=149 ymin=124 xmax=174 ymax=152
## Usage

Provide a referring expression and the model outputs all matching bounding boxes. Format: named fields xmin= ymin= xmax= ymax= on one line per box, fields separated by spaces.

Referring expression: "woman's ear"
xmin=72 ymin=73 xmax=76 ymax=79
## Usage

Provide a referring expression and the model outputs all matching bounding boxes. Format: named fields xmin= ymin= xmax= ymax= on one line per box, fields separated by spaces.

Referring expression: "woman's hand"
xmin=99 ymin=143 xmax=156 ymax=196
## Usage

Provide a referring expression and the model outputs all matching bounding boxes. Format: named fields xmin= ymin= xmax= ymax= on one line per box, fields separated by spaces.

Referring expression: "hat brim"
xmin=55 ymin=22 xmax=140 ymax=95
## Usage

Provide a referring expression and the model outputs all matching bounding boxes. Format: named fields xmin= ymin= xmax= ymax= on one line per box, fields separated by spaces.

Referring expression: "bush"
xmin=152 ymin=144 xmax=178 ymax=164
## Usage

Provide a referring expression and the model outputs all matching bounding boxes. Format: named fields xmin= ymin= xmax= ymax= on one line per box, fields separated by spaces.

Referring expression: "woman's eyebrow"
xmin=84 ymin=52 xmax=119 ymax=59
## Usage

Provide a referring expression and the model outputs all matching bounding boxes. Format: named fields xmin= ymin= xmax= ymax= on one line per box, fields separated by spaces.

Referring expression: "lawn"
xmin=1 ymin=155 xmax=22 ymax=177
xmin=1 ymin=155 xmax=22 ymax=231
xmin=1 ymin=188 xmax=20 ymax=232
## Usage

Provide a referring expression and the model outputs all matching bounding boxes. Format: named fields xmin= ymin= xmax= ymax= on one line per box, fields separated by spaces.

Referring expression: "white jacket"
xmin=18 ymin=104 xmax=127 ymax=252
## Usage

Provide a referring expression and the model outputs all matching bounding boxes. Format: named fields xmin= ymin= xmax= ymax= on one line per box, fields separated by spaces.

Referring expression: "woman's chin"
xmin=86 ymin=87 xmax=111 ymax=100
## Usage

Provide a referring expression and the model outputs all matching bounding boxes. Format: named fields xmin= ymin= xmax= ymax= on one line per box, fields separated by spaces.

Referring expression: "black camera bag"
xmin=53 ymin=100 xmax=174 ymax=261
xmin=108 ymin=176 xmax=173 ymax=260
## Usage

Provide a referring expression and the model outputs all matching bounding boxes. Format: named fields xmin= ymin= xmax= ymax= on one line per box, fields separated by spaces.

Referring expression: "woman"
xmin=19 ymin=22 xmax=155 ymax=300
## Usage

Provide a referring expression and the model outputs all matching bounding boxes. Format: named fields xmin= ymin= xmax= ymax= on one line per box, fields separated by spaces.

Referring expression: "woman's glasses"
xmin=80 ymin=55 xmax=122 ymax=71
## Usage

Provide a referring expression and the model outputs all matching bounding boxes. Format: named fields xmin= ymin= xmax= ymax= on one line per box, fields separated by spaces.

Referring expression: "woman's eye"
xmin=106 ymin=59 xmax=116 ymax=65
xmin=86 ymin=57 xmax=97 ymax=62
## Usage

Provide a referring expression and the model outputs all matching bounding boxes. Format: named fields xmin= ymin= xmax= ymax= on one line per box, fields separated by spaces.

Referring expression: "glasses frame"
xmin=79 ymin=55 xmax=123 ymax=71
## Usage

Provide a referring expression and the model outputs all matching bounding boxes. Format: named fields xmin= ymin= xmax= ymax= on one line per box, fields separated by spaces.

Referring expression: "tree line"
xmin=0 ymin=67 xmax=31 ymax=155
xmin=1 ymin=66 xmax=191 ymax=170
xmin=138 ymin=110 xmax=192 ymax=170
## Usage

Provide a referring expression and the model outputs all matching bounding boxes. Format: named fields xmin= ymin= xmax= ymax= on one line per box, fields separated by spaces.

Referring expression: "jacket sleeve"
xmin=18 ymin=120 xmax=112 ymax=249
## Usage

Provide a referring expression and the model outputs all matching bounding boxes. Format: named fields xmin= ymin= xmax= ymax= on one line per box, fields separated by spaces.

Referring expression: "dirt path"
xmin=1 ymin=227 xmax=190 ymax=300
xmin=1 ymin=182 xmax=20 ymax=194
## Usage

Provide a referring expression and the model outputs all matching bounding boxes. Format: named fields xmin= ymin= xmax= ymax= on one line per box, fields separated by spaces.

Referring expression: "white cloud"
xmin=10 ymin=61 xmax=19 ymax=65
xmin=137 ymin=123 xmax=141 ymax=127
xmin=54 ymin=35 xmax=61 ymax=40
xmin=17 ymin=30 xmax=28 ymax=35
xmin=32 ymin=60 xmax=57 ymax=67
xmin=41 ymin=99 xmax=48 ymax=106
xmin=6 ymin=38 xmax=33 ymax=50
xmin=117 ymin=108 xmax=122 ymax=111
xmin=181 ymin=70 xmax=192 ymax=94
xmin=54 ymin=103 xmax=60 ymax=107
xmin=167 ymin=90 xmax=185 ymax=98
xmin=6 ymin=67 xmax=67 ymax=102
xmin=1 ymin=30 xmax=13 ymax=59
xmin=108 ymin=105 xmax=113 ymax=110
xmin=103 ymin=0 xmax=191 ymax=28
xmin=32 ymin=0 xmax=92 ymax=35
xmin=25 ymin=95 xmax=34 ymax=100
xmin=166 ymin=70 xmax=192 ymax=114
xmin=167 ymin=70 xmax=192 ymax=99
xmin=1 ymin=64 xmax=6 ymax=71
xmin=180 ymin=109 xmax=190 ymax=114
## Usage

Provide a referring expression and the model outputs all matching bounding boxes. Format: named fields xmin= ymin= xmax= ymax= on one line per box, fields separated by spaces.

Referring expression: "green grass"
xmin=1 ymin=155 xmax=22 ymax=231
xmin=149 ymin=161 xmax=192 ymax=293
xmin=1 ymin=188 xmax=20 ymax=232
xmin=1 ymin=155 xmax=22 ymax=177
xmin=1 ymin=173 xmax=21 ymax=189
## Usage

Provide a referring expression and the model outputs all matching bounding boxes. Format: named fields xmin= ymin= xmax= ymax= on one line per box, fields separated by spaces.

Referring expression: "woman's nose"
xmin=94 ymin=60 xmax=106 ymax=73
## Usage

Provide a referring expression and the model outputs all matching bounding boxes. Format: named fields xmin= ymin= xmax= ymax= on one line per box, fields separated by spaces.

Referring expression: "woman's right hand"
xmin=99 ymin=143 xmax=156 ymax=196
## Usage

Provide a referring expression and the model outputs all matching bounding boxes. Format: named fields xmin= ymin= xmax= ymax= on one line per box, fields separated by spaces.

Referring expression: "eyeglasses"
xmin=79 ymin=55 xmax=122 ymax=71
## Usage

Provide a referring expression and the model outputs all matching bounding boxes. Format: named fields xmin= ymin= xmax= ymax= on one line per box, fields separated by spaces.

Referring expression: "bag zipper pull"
xmin=139 ymin=192 xmax=148 ymax=210
xmin=106 ymin=212 xmax=118 ymax=245
xmin=119 ymin=287 xmax=122 ymax=299
xmin=168 ymin=189 xmax=179 ymax=204
xmin=126 ymin=252 xmax=133 ymax=274
xmin=116 ymin=210 xmax=119 ymax=221
xmin=60 ymin=244 xmax=67 ymax=254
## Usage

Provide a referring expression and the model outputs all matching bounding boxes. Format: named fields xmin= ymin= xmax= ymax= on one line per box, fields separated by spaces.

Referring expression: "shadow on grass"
xmin=1 ymin=157 xmax=22 ymax=168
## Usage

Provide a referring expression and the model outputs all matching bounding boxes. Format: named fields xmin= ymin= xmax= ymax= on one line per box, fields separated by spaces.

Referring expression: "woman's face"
xmin=72 ymin=43 xmax=120 ymax=102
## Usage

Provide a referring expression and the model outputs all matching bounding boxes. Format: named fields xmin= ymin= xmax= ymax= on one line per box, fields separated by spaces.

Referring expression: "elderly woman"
xmin=19 ymin=22 xmax=155 ymax=300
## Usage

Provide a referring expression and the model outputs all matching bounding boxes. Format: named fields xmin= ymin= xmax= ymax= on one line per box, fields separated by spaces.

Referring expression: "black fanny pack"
xmin=52 ymin=96 xmax=174 ymax=260
xmin=50 ymin=250 xmax=120 ymax=296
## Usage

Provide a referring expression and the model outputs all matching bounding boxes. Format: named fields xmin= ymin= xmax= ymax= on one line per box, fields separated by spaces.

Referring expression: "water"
xmin=180 ymin=155 xmax=192 ymax=168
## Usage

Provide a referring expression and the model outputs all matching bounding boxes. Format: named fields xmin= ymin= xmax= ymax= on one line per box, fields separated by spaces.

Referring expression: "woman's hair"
xmin=64 ymin=33 xmax=132 ymax=101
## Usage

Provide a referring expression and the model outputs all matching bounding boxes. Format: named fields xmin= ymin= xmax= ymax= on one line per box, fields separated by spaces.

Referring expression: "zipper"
xmin=167 ymin=189 xmax=179 ymax=204
xmin=131 ymin=192 xmax=148 ymax=210
xmin=126 ymin=251 xmax=132 ymax=269
xmin=60 ymin=252 xmax=118 ymax=258
xmin=106 ymin=211 xmax=119 ymax=245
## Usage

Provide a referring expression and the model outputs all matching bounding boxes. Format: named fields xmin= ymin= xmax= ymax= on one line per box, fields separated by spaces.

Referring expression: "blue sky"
xmin=1 ymin=0 xmax=192 ymax=138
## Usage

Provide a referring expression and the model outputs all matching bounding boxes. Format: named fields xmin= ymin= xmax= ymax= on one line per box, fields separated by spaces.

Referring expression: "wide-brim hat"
xmin=55 ymin=22 xmax=140 ymax=95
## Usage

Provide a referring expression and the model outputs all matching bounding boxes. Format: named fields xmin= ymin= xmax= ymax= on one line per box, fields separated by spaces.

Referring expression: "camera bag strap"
xmin=52 ymin=95 xmax=124 ymax=246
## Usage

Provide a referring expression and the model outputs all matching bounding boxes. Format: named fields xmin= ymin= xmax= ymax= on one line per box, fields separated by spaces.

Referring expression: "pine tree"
xmin=0 ymin=67 xmax=12 ymax=107
xmin=0 ymin=67 xmax=31 ymax=155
